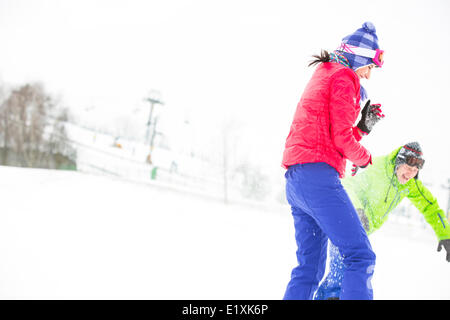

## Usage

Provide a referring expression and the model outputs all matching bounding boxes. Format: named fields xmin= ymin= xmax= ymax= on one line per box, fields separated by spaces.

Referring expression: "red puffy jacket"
xmin=282 ymin=62 xmax=371 ymax=178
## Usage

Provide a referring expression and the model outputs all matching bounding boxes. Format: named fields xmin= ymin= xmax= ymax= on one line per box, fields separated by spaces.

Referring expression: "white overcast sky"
xmin=0 ymin=0 xmax=449 ymax=189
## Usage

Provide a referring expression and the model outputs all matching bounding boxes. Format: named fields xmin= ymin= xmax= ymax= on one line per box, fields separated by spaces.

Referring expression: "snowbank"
xmin=0 ymin=166 xmax=448 ymax=299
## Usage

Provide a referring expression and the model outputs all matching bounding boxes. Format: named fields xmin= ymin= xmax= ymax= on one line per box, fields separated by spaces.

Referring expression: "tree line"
xmin=0 ymin=82 xmax=76 ymax=169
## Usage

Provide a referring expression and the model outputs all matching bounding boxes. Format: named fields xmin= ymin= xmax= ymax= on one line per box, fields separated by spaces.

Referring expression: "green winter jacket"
xmin=342 ymin=146 xmax=450 ymax=240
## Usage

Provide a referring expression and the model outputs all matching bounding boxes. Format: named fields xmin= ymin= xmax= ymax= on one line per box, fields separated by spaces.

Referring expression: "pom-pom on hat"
xmin=338 ymin=22 xmax=381 ymax=71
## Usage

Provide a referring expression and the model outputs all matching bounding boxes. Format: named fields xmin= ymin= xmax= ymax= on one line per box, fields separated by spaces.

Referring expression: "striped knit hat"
xmin=395 ymin=142 xmax=425 ymax=178
xmin=337 ymin=22 xmax=380 ymax=71
xmin=396 ymin=142 xmax=424 ymax=164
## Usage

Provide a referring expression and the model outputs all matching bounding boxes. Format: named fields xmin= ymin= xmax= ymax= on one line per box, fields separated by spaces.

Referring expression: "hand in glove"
xmin=357 ymin=100 xmax=385 ymax=135
xmin=437 ymin=239 xmax=450 ymax=262
xmin=351 ymin=164 xmax=360 ymax=176
xmin=351 ymin=156 xmax=372 ymax=176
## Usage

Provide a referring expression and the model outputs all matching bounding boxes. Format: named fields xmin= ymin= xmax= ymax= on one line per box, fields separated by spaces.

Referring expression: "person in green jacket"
xmin=314 ymin=141 xmax=450 ymax=300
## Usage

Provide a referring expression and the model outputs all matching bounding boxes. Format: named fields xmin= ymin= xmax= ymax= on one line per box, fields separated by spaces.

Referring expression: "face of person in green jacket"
xmin=396 ymin=163 xmax=419 ymax=184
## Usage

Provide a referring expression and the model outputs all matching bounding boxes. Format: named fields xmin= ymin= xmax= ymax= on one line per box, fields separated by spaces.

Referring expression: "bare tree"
xmin=0 ymin=85 xmax=9 ymax=164
xmin=219 ymin=117 xmax=243 ymax=204
xmin=0 ymin=82 xmax=75 ymax=168
xmin=233 ymin=162 xmax=270 ymax=201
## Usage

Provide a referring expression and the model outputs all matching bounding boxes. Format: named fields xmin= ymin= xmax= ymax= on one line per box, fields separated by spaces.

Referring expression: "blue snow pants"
xmin=314 ymin=242 xmax=345 ymax=300
xmin=283 ymin=163 xmax=376 ymax=300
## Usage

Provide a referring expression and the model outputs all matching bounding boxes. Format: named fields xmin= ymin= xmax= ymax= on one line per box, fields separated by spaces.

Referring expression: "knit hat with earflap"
xmin=337 ymin=22 xmax=380 ymax=71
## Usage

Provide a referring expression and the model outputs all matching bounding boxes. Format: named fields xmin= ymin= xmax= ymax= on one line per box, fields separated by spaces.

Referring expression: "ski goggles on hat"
xmin=337 ymin=43 xmax=384 ymax=68
xmin=404 ymin=155 xmax=425 ymax=169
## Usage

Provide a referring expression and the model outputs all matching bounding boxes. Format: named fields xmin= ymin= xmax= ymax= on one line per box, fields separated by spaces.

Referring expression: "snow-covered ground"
xmin=0 ymin=165 xmax=448 ymax=300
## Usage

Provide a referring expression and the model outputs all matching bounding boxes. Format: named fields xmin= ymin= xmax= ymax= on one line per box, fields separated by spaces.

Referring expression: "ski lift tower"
xmin=144 ymin=90 xmax=164 ymax=164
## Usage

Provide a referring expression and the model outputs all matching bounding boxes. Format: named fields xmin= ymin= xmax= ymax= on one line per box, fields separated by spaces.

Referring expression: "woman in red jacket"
xmin=282 ymin=22 xmax=385 ymax=300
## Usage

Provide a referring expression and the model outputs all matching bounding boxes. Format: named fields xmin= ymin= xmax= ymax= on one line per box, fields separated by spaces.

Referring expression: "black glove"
xmin=357 ymin=100 xmax=385 ymax=135
xmin=437 ymin=239 xmax=450 ymax=262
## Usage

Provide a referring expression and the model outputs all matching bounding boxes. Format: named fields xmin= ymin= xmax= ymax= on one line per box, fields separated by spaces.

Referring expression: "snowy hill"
xmin=63 ymin=121 xmax=235 ymax=202
xmin=0 ymin=166 xmax=448 ymax=299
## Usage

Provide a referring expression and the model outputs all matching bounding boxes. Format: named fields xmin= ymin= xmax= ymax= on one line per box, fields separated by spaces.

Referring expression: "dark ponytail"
xmin=308 ymin=50 xmax=330 ymax=67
